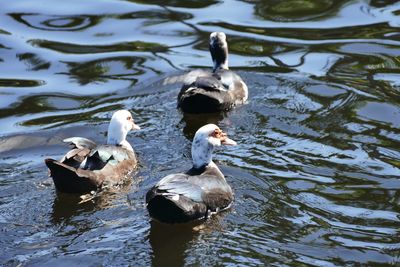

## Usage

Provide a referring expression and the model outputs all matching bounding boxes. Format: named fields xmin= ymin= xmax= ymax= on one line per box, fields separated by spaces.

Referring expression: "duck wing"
xmin=181 ymin=70 xmax=227 ymax=93
xmin=82 ymin=145 xmax=133 ymax=170
xmin=154 ymin=173 xmax=203 ymax=202
xmin=191 ymin=76 xmax=227 ymax=92
xmin=214 ymin=70 xmax=248 ymax=102
xmin=158 ymin=174 xmax=232 ymax=205
xmin=63 ymin=137 xmax=97 ymax=150
xmin=178 ymin=69 xmax=247 ymax=112
xmin=59 ymin=137 xmax=97 ymax=168
xmin=213 ymin=70 xmax=237 ymax=90
xmin=146 ymin=172 xmax=233 ymax=223
xmin=178 ymin=76 xmax=232 ymax=112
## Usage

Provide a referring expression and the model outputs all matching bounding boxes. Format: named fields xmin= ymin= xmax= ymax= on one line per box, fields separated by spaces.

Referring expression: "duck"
xmin=177 ymin=32 xmax=248 ymax=113
xmin=146 ymin=124 xmax=236 ymax=223
xmin=45 ymin=110 xmax=140 ymax=194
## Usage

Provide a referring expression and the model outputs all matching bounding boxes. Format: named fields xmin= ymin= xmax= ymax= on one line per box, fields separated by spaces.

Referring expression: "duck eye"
xmin=126 ymin=116 xmax=131 ymax=121
xmin=211 ymin=129 xmax=221 ymax=138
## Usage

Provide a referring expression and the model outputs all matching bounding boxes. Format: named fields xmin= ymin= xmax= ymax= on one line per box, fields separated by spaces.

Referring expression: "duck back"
xmin=45 ymin=138 xmax=137 ymax=193
xmin=178 ymin=70 xmax=247 ymax=113
xmin=146 ymin=165 xmax=233 ymax=223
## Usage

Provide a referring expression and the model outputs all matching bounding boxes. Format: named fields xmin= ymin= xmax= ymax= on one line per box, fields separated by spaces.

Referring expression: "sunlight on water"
xmin=1 ymin=0 xmax=400 ymax=266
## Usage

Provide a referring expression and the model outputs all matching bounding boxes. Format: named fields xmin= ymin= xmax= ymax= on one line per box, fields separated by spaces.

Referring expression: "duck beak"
xmin=220 ymin=131 xmax=237 ymax=146
xmin=221 ymin=137 xmax=237 ymax=146
xmin=132 ymin=122 xmax=141 ymax=130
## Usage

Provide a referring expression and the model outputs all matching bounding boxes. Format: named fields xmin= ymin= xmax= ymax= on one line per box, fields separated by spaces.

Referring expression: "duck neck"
xmin=191 ymin=139 xmax=214 ymax=169
xmin=107 ymin=122 xmax=133 ymax=151
xmin=210 ymin=45 xmax=229 ymax=72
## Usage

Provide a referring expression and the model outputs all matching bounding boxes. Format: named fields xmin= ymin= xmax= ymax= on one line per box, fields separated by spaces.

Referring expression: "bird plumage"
xmin=44 ymin=110 xmax=140 ymax=193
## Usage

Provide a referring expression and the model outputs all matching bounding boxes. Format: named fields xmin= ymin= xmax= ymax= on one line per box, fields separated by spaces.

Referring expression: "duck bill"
xmin=221 ymin=137 xmax=237 ymax=146
xmin=132 ymin=122 xmax=141 ymax=130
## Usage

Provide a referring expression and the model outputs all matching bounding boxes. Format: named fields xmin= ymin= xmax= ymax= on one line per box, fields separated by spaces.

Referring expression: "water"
xmin=1 ymin=0 xmax=400 ymax=265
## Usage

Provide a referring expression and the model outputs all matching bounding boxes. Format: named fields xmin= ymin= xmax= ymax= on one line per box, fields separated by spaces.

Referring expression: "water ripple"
xmin=1 ymin=0 xmax=400 ymax=266
xmin=9 ymin=13 xmax=98 ymax=31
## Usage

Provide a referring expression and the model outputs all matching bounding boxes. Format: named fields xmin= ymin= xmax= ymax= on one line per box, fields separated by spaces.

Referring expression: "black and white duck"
xmin=45 ymin=110 xmax=140 ymax=194
xmin=146 ymin=124 xmax=236 ymax=223
xmin=177 ymin=32 xmax=248 ymax=113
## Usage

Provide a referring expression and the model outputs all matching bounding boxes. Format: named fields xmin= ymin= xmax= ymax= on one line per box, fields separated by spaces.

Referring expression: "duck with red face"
xmin=146 ymin=124 xmax=237 ymax=224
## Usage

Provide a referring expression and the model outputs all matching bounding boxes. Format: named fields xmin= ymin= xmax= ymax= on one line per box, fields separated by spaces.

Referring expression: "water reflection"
xmin=246 ymin=0 xmax=345 ymax=21
xmin=370 ymin=0 xmax=399 ymax=8
xmin=9 ymin=13 xmax=100 ymax=31
xmin=120 ymin=8 xmax=194 ymax=24
xmin=1 ymin=0 xmax=400 ymax=265
xmin=51 ymin=184 xmax=132 ymax=225
xmin=31 ymin=39 xmax=168 ymax=54
xmin=128 ymin=0 xmax=220 ymax=9
xmin=181 ymin=111 xmax=225 ymax=139
xmin=0 ymin=78 xmax=44 ymax=87
xmin=149 ymin=221 xmax=197 ymax=267
xmin=65 ymin=57 xmax=146 ymax=85
xmin=51 ymin=192 xmax=99 ymax=225
xmin=17 ymin=53 xmax=50 ymax=71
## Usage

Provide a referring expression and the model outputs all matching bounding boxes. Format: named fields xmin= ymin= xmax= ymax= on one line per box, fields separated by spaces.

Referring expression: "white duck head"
xmin=107 ymin=110 xmax=140 ymax=151
xmin=191 ymin=124 xmax=236 ymax=169
xmin=209 ymin=32 xmax=229 ymax=72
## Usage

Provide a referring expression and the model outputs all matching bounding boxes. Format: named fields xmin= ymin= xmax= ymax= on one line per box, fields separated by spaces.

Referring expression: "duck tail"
xmin=146 ymin=189 xmax=206 ymax=224
xmin=146 ymin=194 xmax=186 ymax=223
xmin=44 ymin=158 xmax=98 ymax=194
xmin=178 ymin=91 xmax=223 ymax=113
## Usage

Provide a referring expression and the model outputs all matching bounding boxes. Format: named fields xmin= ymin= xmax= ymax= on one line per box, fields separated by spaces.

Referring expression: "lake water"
xmin=1 ymin=0 xmax=400 ymax=266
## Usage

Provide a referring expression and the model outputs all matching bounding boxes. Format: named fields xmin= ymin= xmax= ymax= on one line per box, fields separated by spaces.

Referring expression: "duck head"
xmin=209 ymin=32 xmax=229 ymax=72
xmin=107 ymin=110 xmax=140 ymax=151
xmin=191 ymin=124 xmax=236 ymax=169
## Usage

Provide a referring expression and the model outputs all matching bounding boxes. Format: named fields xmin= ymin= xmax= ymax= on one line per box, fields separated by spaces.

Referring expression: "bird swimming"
xmin=45 ymin=110 xmax=140 ymax=194
xmin=146 ymin=124 xmax=236 ymax=223
xmin=178 ymin=32 xmax=248 ymax=113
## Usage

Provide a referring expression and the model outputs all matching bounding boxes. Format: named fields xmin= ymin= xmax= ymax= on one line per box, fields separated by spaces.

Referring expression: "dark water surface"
xmin=1 ymin=0 xmax=400 ymax=266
